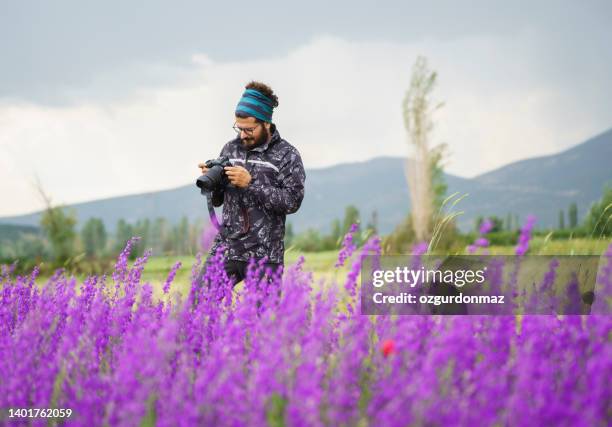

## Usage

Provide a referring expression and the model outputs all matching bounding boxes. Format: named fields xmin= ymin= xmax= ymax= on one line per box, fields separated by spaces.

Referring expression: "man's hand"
xmin=198 ymin=162 xmax=209 ymax=174
xmin=224 ymin=166 xmax=252 ymax=188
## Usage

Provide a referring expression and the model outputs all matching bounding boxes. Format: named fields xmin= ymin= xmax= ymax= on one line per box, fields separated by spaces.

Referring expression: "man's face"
xmin=235 ymin=116 xmax=269 ymax=148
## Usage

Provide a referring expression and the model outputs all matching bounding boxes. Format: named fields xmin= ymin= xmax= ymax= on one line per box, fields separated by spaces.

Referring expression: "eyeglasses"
xmin=232 ymin=123 xmax=261 ymax=135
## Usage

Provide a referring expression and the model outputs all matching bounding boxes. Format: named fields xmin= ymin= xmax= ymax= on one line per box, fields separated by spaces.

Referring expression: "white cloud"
xmin=1 ymin=33 xmax=610 ymax=216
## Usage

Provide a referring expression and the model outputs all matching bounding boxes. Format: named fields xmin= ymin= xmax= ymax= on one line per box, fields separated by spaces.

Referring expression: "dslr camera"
xmin=196 ymin=156 xmax=232 ymax=192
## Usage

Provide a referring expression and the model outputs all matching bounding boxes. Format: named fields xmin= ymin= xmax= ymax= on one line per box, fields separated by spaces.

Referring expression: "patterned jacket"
xmin=209 ymin=125 xmax=305 ymax=264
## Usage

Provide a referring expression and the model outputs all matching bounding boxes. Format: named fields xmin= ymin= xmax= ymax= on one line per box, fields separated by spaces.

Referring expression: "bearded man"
xmin=197 ymin=81 xmax=306 ymax=286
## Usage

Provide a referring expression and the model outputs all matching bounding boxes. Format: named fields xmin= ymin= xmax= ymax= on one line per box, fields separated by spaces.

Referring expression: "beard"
xmin=242 ymin=126 xmax=269 ymax=148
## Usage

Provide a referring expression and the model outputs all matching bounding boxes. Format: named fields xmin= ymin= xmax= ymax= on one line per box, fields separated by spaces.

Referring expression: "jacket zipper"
xmin=240 ymin=148 xmax=250 ymax=234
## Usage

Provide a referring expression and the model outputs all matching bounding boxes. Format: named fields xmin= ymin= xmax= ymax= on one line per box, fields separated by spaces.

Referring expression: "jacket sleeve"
xmin=247 ymin=149 xmax=305 ymax=214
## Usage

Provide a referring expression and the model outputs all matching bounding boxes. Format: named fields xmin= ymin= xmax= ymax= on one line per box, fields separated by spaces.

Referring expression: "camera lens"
xmin=196 ymin=164 xmax=225 ymax=191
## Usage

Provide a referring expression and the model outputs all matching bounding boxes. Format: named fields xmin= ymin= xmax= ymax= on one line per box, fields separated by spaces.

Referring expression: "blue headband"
xmin=235 ymin=88 xmax=275 ymax=123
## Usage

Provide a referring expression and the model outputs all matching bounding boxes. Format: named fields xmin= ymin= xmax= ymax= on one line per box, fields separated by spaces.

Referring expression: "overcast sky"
xmin=1 ymin=1 xmax=611 ymax=216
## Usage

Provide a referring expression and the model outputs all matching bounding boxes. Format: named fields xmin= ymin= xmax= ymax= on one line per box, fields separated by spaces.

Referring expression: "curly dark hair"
xmin=236 ymin=81 xmax=279 ymax=124
xmin=245 ymin=81 xmax=279 ymax=107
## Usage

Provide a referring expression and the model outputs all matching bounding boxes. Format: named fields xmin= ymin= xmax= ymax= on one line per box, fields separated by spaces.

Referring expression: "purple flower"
xmin=467 ymin=220 xmax=493 ymax=253
xmin=0 ymin=223 xmax=610 ymax=426
xmin=335 ymin=223 xmax=359 ymax=268
xmin=475 ymin=236 xmax=489 ymax=247
xmin=479 ymin=218 xmax=494 ymax=234
xmin=515 ymin=214 xmax=537 ymax=256
xmin=200 ymin=225 xmax=217 ymax=253
xmin=163 ymin=261 xmax=182 ymax=294
xmin=411 ymin=241 xmax=429 ymax=255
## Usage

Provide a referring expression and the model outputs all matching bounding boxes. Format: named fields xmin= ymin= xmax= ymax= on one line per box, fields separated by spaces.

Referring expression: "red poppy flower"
xmin=381 ymin=339 xmax=396 ymax=357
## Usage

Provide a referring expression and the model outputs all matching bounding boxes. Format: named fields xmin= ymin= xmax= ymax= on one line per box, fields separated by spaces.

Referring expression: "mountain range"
xmin=1 ymin=128 xmax=611 ymax=235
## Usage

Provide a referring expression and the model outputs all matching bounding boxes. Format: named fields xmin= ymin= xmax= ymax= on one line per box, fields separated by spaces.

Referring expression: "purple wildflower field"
xmin=1 ymin=224 xmax=611 ymax=426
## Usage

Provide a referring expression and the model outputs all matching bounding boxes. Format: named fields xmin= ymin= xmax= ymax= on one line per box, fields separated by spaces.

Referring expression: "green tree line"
xmin=286 ymin=205 xmax=378 ymax=252
xmin=0 ymin=212 xmax=209 ymax=271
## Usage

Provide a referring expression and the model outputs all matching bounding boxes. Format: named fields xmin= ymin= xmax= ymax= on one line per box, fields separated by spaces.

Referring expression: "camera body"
xmin=196 ymin=156 xmax=232 ymax=192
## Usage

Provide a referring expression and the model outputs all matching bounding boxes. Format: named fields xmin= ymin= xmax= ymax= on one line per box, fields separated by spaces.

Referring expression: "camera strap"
xmin=204 ymin=190 xmax=228 ymax=238
xmin=203 ymin=190 xmax=249 ymax=239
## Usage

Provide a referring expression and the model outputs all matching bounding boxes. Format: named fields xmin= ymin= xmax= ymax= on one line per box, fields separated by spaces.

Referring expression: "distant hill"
xmin=1 ymin=128 xmax=611 ymax=235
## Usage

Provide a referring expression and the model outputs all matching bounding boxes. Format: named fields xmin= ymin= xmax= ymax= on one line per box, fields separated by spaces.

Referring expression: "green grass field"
xmin=29 ymin=236 xmax=611 ymax=300
xmin=133 ymin=248 xmax=349 ymax=299
xmin=26 ymin=248 xmax=349 ymax=300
